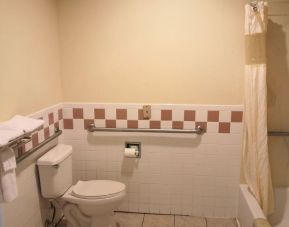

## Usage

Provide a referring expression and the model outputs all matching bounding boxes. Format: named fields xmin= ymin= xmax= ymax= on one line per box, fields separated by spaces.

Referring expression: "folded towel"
xmin=0 ymin=125 xmax=23 ymax=147
xmin=0 ymin=148 xmax=18 ymax=202
xmin=1 ymin=148 xmax=16 ymax=172
xmin=254 ymin=218 xmax=271 ymax=227
xmin=4 ymin=115 xmax=44 ymax=133
xmin=0 ymin=169 xmax=18 ymax=202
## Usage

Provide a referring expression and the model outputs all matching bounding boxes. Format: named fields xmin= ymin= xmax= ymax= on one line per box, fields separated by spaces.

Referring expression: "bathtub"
xmin=238 ymin=184 xmax=289 ymax=227
xmin=238 ymin=184 xmax=266 ymax=227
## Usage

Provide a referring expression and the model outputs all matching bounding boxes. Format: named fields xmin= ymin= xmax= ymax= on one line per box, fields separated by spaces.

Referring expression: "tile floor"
xmin=58 ymin=212 xmax=238 ymax=227
xmin=113 ymin=212 xmax=239 ymax=227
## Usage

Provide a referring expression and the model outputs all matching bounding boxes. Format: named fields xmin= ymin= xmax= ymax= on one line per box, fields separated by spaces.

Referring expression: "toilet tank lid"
xmin=37 ymin=144 xmax=72 ymax=166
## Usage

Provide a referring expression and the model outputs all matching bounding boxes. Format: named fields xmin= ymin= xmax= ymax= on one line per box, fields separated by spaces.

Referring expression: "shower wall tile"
xmin=61 ymin=103 xmax=243 ymax=218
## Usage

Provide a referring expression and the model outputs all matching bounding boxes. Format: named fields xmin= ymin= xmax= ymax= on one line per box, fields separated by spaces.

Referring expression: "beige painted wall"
xmin=0 ymin=0 xmax=62 ymax=121
xmin=58 ymin=0 xmax=245 ymax=104
xmin=267 ymin=0 xmax=289 ymax=186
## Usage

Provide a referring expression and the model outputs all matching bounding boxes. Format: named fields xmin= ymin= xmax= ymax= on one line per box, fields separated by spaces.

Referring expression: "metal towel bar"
xmin=87 ymin=124 xmax=204 ymax=135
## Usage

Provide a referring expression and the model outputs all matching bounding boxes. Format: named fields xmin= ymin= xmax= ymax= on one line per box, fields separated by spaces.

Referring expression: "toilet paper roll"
xmin=124 ymin=148 xmax=138 ymax=158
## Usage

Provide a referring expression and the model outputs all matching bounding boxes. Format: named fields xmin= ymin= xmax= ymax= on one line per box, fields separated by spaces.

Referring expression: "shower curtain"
xmin=242 ymin=1 xmax=274 ymax=216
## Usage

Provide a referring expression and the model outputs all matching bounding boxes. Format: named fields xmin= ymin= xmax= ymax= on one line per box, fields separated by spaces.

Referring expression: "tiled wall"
xmin=15 ymin=104 xmax=63 ymax=160
xmin=62 ymin=103 xmax=243 ymax=218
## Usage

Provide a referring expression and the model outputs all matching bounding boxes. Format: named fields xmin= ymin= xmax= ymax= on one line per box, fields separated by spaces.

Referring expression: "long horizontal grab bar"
xmin=87 ymin=124 xmax=204 ymax=135
xmin=268 ymin=131 xmax=289 ymax=136
xmin=16 ymin=129 xmax=62 ymax=163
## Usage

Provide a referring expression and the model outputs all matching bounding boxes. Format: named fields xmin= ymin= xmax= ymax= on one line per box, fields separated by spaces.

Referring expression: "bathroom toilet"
xmin=37 ymin=144 xmax=126 ymax=227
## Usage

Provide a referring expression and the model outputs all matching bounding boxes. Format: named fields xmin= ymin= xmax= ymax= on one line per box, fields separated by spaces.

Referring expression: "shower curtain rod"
xmin=268 ymin=131 xmax=289 ymax=136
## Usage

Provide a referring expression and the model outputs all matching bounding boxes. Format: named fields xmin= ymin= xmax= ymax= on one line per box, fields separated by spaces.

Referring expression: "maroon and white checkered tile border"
xmin=16 ymin=105 xmax=63 ymax=158
xmin=62 ymin=105 xmax=243 ymax=134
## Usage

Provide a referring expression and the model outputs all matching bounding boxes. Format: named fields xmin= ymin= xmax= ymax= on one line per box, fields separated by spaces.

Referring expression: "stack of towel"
xmin=0 ymin=115 xmax=44 ymax=202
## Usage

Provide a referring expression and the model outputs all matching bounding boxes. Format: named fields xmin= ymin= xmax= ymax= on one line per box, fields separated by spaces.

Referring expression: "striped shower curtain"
xmin=242 ymin=1 xmax=274 ymax=216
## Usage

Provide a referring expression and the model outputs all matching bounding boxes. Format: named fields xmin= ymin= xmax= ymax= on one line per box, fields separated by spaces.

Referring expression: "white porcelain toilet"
xmin=37 ymin=144 xmax=126 ymax=227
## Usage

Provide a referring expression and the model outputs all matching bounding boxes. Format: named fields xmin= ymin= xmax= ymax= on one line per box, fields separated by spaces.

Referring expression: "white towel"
xmin=1 ymin=148 xmax=16 ymax=172
xmin=4 ymin=115 xmax=44 ymax=133
xmin=0 ymin=148 xmax=18 ymax=202
xmin=0 ymin=125 xmax=23 ymax=147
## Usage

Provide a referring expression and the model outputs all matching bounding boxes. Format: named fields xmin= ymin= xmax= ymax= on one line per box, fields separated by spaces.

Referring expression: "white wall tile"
xmin=83 ymin=107 xmax=94 ymax=119
xmin=161 ymin=121 xmax=172 ymax=129
xmin=127 ymin=109 xmax=138 ymax=120
xmin=196 ymin=110 xmax=208 ymax=122
xmin=151 ymin=109 xmax=161 ymax=120
xmin=116 ymin=120 xmax=127 ymax=128
xmin=105 ymin=108 xmax=116 ymax=119
xmin=63 ymin=108 xmax=73 ymax=119
xmin=61 ymin=103 xmax=243 ymax=218
xmin=172 ymin=110 xmax=184 ymax=121
xmin=219 ymin=111 xmax=231 ymax=122
xmin=138 ymin=120 xmax=150 ymax=128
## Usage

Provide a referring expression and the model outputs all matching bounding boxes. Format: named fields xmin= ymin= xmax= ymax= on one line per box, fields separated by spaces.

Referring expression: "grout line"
xmin=173 ymin=214 xmax=175 ymax=227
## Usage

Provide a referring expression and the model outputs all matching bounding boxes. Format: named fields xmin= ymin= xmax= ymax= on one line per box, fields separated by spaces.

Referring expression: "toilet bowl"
xmin=62 ymin=180 xmax=126 ymax=227
xmin=37 ymin=144 xmax=126 ymax=227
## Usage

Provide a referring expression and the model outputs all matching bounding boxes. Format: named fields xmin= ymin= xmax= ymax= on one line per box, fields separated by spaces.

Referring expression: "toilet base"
xmin=63 ymin=202 xmax=115 ymax=227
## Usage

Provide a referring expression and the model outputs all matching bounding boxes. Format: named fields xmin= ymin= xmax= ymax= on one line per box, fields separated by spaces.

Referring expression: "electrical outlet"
xmin=142 ymin=105 xmax=151 ymax=120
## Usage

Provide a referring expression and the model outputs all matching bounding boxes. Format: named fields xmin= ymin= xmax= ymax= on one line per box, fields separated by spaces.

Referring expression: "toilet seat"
xmin=71 ymin=180 xmax=126 ymax=199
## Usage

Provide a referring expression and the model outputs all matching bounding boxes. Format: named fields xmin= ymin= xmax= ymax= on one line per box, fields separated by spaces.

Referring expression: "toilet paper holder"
xmin=125 ymin=142 xmax=141 ymax=158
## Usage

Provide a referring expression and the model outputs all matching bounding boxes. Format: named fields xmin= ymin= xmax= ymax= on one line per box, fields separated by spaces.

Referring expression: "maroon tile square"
xmin=231 ymin=111 xmax=243 ymax=122
xmin=94 ymin=109 xmax=105 ymax=119
xmin=116 ymin=109 xmax=127 ymax=120
xmin=73 ymin=108 xmax=84 ymax=119
xmin=138 ymin=109 xmax=145 ymax=120
xmin=184 ymin=110 xmax=195 ymax=121
xmin=58 ymin=109 xmax=63 ymax=120
xmin=208 ymin=111 xmax=219 ymax=122
xmin=219 ymin=122 xmax=230 ymax=133
xmin=106 ymin=120 xmax=116 ymax=128
xmin=150 ymin=121 xmax=161 ymax=129
xmin=54 ymin=122 xmax=59 ymax=130
xmin=172 ymin=121 xmax=183 ymax=129
xmin=63 ymin=119 xmax=73 ymax=129
xmin=32 ymin=133 xmax=39 ymax=147
xmin=44 ymin=127 xmax=50 ymax=140
xmin=127 ymin=120 xmax=138 ymax=129
xmin=161 ymin=110 xmax=172 ymax=121
xmin=48 ymin=112 xmax=54 ymax=125
xmin=196 ymin=122 xmax=207 ymax=132
xmin=17 ymin=144 xmax=25 ymax=156
xmin=84 ymin=119 xmax=94 ymax=129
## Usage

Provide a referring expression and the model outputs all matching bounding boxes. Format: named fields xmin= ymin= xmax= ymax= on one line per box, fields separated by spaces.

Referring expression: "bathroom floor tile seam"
xmin=113 ymin=211 xmax=239 ymax=227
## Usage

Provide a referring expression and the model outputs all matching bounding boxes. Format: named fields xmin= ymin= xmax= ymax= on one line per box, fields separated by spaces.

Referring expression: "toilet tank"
xmin=37 ymin=144 xmax=73 ymax=198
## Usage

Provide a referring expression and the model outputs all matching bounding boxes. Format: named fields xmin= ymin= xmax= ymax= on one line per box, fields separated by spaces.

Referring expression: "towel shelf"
xmin=16 ymin=129 xmax=62 ymax=163
xmin=268 ymin=131 xmax=289 ymax=136
xmin=87 ymin=124 xmax=204 ymax=135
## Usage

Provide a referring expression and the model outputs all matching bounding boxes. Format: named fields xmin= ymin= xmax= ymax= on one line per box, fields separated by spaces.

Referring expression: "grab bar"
xmin=268 ymin=131 xmax=289 ymax=136
xmin=87 ymin=124 xmax=204 ymax=135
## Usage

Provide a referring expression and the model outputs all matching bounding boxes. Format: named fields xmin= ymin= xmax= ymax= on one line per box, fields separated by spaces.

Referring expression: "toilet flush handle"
xmin=53 ymin=164 xmax=59 ymax=169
